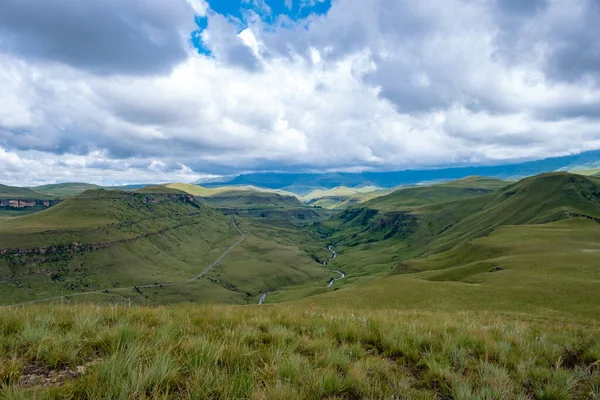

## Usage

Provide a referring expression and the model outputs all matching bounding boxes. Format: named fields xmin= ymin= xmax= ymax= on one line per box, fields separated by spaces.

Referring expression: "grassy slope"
xmin=0 ymin=173 xmax=599 ymax=397
xmin=201 ymin=190 xmax=304 ymax=209
xmin=168 ymin=183 xmax=301 ymax=199
xmin=0 ymin=187 xmax=334 ymax=306
xmin=362 ymin=176 xmax=509 ymax=212
xmin=30 ymin=183 xmax=101 ymax=198
xmin=306 ymin=189 xmax=396 ymax=210
xmin=0 ymin=189 xmax=242 ymax=304
xmin=409 ymin=172 xmax=600 ymax=256
xmin=0 ymin=305 xmax=597 ymax=399
xmin=134 ymin=186 xmax=185 ymax=194
xmin=0 ymin=184 xmax=58 ymax=218
xmin=66 ymin=217 xmax=333 ymax=306
xmin=310 ymin=217 xmax=600 ymax=319
xmin=282 ymin=173 xmax=600 ymax=306
xmin=203 ymin=217 xmax=331 ymax=299
xmin=0 ymin=184 xmax=53 ymax=200
xmin=303 ymin=186 xmax=383 ymax=201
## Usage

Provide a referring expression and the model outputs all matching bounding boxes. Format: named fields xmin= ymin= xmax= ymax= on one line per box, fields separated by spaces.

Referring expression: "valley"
xmin=1 ymin=172 xmax=599 ymax=398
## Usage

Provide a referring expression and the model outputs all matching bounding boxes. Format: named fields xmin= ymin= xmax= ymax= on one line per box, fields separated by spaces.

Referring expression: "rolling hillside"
xmin=409 ymin=172 xmax=600 ymax=255
xmin=316 ymin=172 xmax=600 ymax=280
xmin=304 ymin=186 xmax=393 ymax=209
xmin=362 ymin=176 xmax=509 ymax=212
xmin=200 ymin=190 xmax=304 ymax=209
xmin=0 ymin=186 xmax=333 ymax=306
xmin=0 ymin=188 xmax=242 ymax=304
xmin=134 ymin=185 xmax=186 ymax=194
xmin=303 ymin=186 xmax=383 ymax=201
xmin=264 ymin=172 xmax=600 ymax=324
xmin=0 ymin=184 xmax=53 ymax=200
xmin=31 ymin=183 xmax=101 ymax=198
xmin=1 ymin=173 xmax=599 ymax=398
xmin=167 ymin=183 xmax=301 ymax=199
xmin=0 ymin=184 xmax=59 ymax=217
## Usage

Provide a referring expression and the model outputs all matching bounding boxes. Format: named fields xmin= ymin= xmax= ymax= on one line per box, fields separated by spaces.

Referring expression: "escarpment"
xmin=0 ymin=199 xmax=60 ymax=209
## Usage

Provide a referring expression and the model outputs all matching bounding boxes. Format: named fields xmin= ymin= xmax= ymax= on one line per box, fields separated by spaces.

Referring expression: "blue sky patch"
xmin=191 ymin=0 xmax=331 ymax=54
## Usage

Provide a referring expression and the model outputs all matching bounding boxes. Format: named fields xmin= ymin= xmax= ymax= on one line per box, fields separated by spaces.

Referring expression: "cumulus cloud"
xmin=0 ymin=0 xmax=599 ymax=185
xmin=0 ymin=0 xmax=202 ymax=75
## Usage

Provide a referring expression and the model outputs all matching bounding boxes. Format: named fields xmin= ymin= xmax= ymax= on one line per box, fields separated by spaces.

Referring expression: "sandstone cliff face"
xmin=0 ymin=199 xmax=60 ymax=209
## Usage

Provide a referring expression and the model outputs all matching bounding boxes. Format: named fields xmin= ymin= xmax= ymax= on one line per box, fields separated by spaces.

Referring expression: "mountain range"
xmin=200 ymin=149 xmax=600 ymax=194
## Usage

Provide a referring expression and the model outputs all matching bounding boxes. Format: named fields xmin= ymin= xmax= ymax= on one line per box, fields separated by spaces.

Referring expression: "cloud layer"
xmin=1 ymin=0 xmax=599 ymax=185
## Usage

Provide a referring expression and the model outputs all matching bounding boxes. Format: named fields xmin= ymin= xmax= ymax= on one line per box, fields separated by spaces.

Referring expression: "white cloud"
xmin=1 ymin=0 xmax=600 ymax=185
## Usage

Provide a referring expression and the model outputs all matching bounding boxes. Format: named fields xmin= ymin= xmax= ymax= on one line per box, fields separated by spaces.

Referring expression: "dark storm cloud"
xmin=0 ymin=0 xmax=198 ymax=75
xmin=494 ymin=0 xmax=600 ymax=84
xmin=545 ymin=18 xmax=600 ymax=83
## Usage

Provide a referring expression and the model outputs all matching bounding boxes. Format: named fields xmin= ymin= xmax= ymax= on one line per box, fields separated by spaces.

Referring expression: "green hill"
xmin=134 ymin=185 xmax=186 ymax=194
xmin=310 ymin=172 xmax=600 ymax=275
xmin=0 ymin=184 xmax=58 ymax=217
xmin=362 ymin=176 xmax=509 ymax=212
xmin=0 ymin=188 xmax=332 ymax=305
xmin=0 ymin=189 xmax=242 ymax=304
xmin=303 ymin=186 xmax=382 ymax=201
xmin=0 ymin=184 xmax=52 ymax=200
xmin=1 ymin=173 xmax=600 ymax=398
xmin=201 ymin=190 xmax=304 ymax=209
xmin=304 ymin=186 xmax=394 ymax=209
xmin=167 ymin=183 xmax=301 ymax=199
xmin=265 ymin=172 xmax=600 ymax=322
xmin=410 ymin=172 xmax=600 ymax=255
xmin=30 ymin=183 xmax=101 ymax=198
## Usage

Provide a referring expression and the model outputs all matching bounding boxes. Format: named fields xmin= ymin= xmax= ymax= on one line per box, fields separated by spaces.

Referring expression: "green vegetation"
xmin=309 ymin=217 xmax=600 ymax=319
xmin=0 ymin=185 xmax=334 ymax=306
xmin=133 ymin=186 xmax=186 ymax=194
xmin=199 ymin=190 xmax=303 ymax=209
xmin=303 ymin=186 xmax=383 ymax=201
xmin=0 ymin=184 xmax=58 ymax=218
xmin=0 ymin=185 xmax=53 ymax=200
xmin=0 ymin=189 xmax=242 ymax=305
xmin=1 ymin=172 xmax=599 ymax=396
xmin=0 ymin=305 xmax=598 ymax=399
xmin=167 ymin=183 xmax=300 ymax=199
xmin=304 ymin=186 xmax=394 ymax=209
xmin=30 ymin=183 xmax=101 ymax=198
xmin=362 ymin=176 xmax=509 ymax=212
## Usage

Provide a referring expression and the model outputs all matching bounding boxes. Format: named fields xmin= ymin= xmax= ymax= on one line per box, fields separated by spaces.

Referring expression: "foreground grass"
xmin=1 ymin=305 xmax=598 ymax=399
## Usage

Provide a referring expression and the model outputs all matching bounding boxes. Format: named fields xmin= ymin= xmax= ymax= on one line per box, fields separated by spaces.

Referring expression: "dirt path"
xmin=3 ymin=217 xmax=246 ymax=308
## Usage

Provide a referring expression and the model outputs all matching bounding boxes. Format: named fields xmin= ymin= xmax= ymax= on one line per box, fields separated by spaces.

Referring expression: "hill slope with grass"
xmin=134 ymin=186 xmax=186 ymax=194
xmin=304 ymin=186 xmax=394 ymax=209
xmin=0 ymin=186 xmax=334 ymax=306
xmin=0 ymin=185 xmax=53 ymax=200
xmin=167 ymin=183 xmax=300 ymax=199
xmin=0 ymin=184 xmax=59 ymax=217
xmin=0 ymin=189 xmax=244 ymax=304
xmin=291 ymin=173 xmax=600 ymax=315
xmin=0 ymin=173 xmax=599 ymax=397
xmin=30 ymin=183 xmax=101 ymax=198
xmin=362 ymin=176 xmax=509 ymax=212
xmin=200 ymin=190 xmax=304 ymax=209
xmin=1 ymin=303 xmax=597 ymax=399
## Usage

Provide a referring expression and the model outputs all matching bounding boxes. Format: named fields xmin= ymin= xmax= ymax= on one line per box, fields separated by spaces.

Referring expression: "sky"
xmin=1 ymin=0 xmax=600 ymax=185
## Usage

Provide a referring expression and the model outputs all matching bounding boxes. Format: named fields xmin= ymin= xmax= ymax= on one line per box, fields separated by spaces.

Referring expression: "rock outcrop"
xmin=0 ymin=199 xmax=60 ymax=209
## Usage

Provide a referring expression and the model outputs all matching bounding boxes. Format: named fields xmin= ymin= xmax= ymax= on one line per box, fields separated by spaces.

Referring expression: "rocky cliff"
xmin=0 ymin=199 xmax=60 ymax=209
